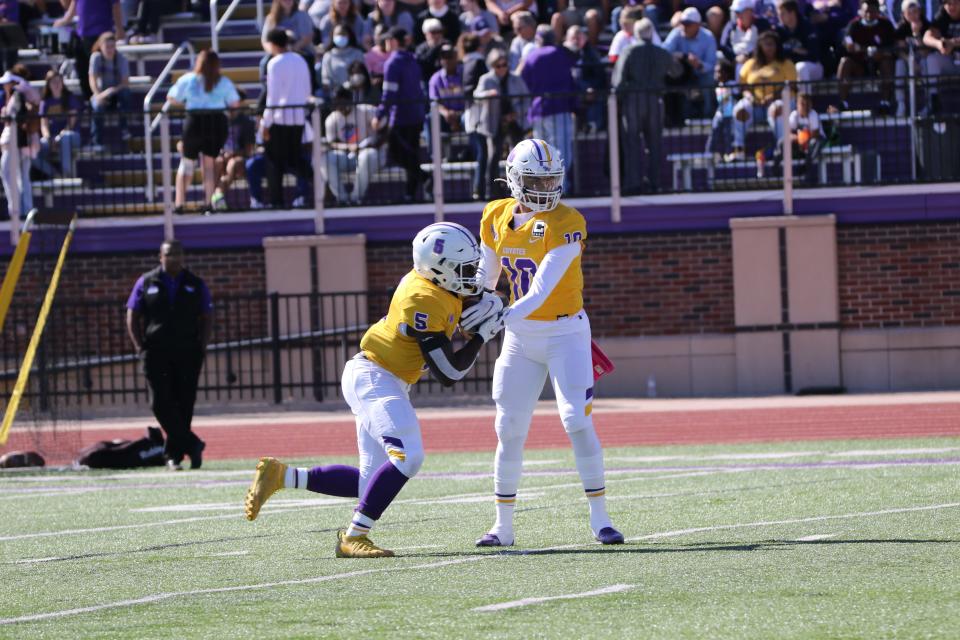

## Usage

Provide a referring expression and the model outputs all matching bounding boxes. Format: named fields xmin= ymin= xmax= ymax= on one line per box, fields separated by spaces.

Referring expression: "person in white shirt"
xmin=325 ymin=87 xmax=384 ymax=204
xmin=779 ymin=92 xmax=823 ymax=184
xmin=262 ymin=28 xmax=312 ymax=207
xmin=508 ymin=11 xmax=536 ymax=71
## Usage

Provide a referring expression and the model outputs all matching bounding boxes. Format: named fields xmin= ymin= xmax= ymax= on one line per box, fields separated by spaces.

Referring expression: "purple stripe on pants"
xmin=357 ymin=460 xmax=410 ymax=521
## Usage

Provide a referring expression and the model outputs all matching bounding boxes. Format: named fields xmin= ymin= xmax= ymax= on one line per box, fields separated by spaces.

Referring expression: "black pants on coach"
xmin=388 ymin=124 xmax=427 ymax=200
xmin=265 ymin=124 xmax=306 ymax=207
xmin=143 ymin=349 xmax=204 ymax=461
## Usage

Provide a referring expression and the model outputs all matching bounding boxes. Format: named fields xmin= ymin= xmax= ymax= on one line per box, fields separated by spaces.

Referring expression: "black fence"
xmin=1 ymin=74 xmax=958 ymax=221
xmin=0 ymin=290 xmax=500 ymax=413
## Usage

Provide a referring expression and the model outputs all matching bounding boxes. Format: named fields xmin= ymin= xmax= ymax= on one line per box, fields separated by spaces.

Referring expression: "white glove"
xmin=474 ymin=310 xmax=506 ymax=343
xmin=460 ymin=291 xmax=503 ymax=332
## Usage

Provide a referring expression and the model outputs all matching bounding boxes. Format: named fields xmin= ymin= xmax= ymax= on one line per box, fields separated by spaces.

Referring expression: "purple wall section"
xmin=2 ymin=190 xmax=957 ymax=255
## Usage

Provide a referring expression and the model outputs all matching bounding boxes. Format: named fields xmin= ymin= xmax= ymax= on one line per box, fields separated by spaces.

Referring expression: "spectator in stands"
xmin=838 ymin=0 xmax=896 ymax=113
xmin=415 ymin=0 xmax=459 ymax=46
xmin=837 ymin=0 xmax=896 ymax=114
xmin=508 ymin=11 xmax=536 ymax=70
xmin=565 ymin=25 xmax=605 ymax=131
xmin=474 ymin=47 xmax=527 ymax=198
xmin=35 ymin=70 xmax=82 ymax=179
xmin=416 ymin=17 xmax=447 ymax=81
xmin=167 ymin=50 xmax=241 ymax=213
xmin=810 ymin=0 xmax=857 ymax=77
xmin=429 ymin=43 xmax=464 ymax=154
xmin=460 ymin=0 xmax=497 ymax=39
xmin=365 ymin=24 xmax=391 ymax=90
xmin=664 ymin=7 xmax=719 ymax=118
xmin=262 ymin=28 xmax=311 ymax=207
xmin=609 ymin=6 xmax=644 ymax=64
xmin=318 ymin=0 xmax=371 ymax=50
xmin=215 ymin=94 xmax=257 ymax=208
xmin=373 ymin=27 xmax=430 ymax=202
xmin=88 ymin=31 xmax=131 ymax=148
xmin=370 ymin=0 xmax=415 ymax=35
xmin=921 ymin=0 xmax=960 ymax=115
xmin=346 ymin=59 xmax=378 ymax=102
xmin=460 ymin=31 xmax=488 ymax=199
xmin=0 ymin=65 xmax=39 ymax=217
xmin=720 ymin=0 xmax=759 ymax=72
xmin=128 ymin=0 xmax=180 ymax=44
xmin=777 ymin=0 xmax=824 ymax=83
xmin=613 ymin=17 xmax=682 ymax=193
xmin=706 ymin=5 xmax=728 ymax=43
xmin=0 ymin=0 xmax=24 ymax=74
xmin=522 ymin=25 xmax=577 ymax=187
xmin=470 ymin=14 xmax=501 ymax=56
xmin=325 ymin=86 xmax=383 ymax=204
xmin=55 ymin=0 xmax=124 ymax=101
xmin=488 ymin=0 xmax=536 ymax=33
xmin=736 ymin=30 xmax=796 ymax=167
xmin=706 ymin=58 xmax=742 ymax=160
xmin=776 ymin=92 xmax=822 ymax=183
xmin=893 ymin=0 xmax=928 ymax=116
xmin=552 ymin=0 xmax=606 ymax=47
xmin=263 ymin=0 xmax=315 ymax=59
xmin=321 ymin=24 xmax=365 ymax=97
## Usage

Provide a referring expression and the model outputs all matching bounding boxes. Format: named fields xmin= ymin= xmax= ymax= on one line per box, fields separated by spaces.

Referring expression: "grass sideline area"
xmin=2 ymin=437 xmax=959 ymax=638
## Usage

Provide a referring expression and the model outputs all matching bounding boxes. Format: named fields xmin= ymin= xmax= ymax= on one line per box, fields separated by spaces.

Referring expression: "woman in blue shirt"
xmin=167 ymin=49 xmax=242 ymax=213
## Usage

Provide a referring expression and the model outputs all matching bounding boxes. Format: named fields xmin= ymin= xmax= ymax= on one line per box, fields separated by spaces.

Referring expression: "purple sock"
xmin=357 ymin=461 xmax=409 ymax=521
xmin=306 ymin=465 xmax=360 ymax=498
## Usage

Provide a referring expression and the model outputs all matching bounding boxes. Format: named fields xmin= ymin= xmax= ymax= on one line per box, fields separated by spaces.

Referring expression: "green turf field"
xmin=2 ymin=437 xmax=959 ymax=639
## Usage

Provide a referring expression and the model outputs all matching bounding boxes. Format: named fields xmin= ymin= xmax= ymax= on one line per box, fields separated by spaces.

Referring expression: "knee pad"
xmin=177 ymin=156 xmax=197 ymax=178
xmin=561 ymin=411 xmax=594 ymax=435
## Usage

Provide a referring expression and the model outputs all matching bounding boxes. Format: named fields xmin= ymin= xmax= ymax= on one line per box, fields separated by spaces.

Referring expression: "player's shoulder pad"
xmin=481 ymin=198 xmax=514 ymax=222
xmin=549 ymin=203 xmax=587 ymax=234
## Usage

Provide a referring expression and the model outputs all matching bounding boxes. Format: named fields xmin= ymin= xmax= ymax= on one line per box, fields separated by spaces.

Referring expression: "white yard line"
xmin=206 ymin=551 xmax=250 ymax=557
xmin=794 ymin=533 xmax=841 ymax=542
xmin=4 ymin=501 xmax=959 ymax=625
xmin=0 ymin=470 xmax=725 ymax=543
xmin=472 ymin=584 xmax=634 ymax=612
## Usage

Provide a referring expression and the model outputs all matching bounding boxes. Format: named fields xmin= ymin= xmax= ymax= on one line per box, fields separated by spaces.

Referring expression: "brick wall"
xmin=838 ymin=222 xmax=960 ymax=329
xmin=366 ymin=230 xmax=737 ymax=337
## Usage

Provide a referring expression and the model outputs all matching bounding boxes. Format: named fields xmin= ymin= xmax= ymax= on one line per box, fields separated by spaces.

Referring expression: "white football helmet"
xmin=505 ymin=138 xmax=564 ymax=213
xmin=412 ymin=222 xmax=482 ymax=296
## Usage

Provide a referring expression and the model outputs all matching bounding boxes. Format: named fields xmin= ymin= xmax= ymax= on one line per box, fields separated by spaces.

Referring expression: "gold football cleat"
xmin=244 ymin=457 xmax=287 ymax=521
xmin=335 ymin=530 xmax=395 ymax=558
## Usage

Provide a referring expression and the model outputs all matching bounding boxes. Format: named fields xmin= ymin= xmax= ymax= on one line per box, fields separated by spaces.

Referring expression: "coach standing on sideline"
xmin=373 ymin=27 xmax=431 ymax=203
xmin=126 ymin=240 xmax=212 ymax=471
xmin=262 ymin=28 xmax=311 ymax=208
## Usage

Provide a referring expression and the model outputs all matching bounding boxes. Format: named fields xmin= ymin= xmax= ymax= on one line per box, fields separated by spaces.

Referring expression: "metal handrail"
xmin=211 ymin=0 xmax=264 ymax=53
xmin=142 ymin=41 xmax=196 ymax=203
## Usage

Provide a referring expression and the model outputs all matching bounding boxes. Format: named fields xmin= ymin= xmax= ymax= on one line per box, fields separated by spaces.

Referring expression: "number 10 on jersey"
xmin=501 ymin=257 xmax=537 ymax=299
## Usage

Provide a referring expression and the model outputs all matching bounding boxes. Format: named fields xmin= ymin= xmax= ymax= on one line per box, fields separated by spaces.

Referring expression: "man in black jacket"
xmin=126 ymin=240 xmax=212 ymax=470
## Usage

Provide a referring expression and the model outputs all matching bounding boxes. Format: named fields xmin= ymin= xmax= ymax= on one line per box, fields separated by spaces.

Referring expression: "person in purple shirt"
xmin=126 ymin=240 xmax=212 ymax=471
xmin=428 ymin=44 xmax=465 ymax=131
xmin=55 ymin=0 xmax=124 ymax=100
xmin=520 ymin=25 xmax=578 ymax=188
xmin=35 ymin=70 xmax=84 ymax=178
xmin=374 ymin=26 xmax=431 ymax=202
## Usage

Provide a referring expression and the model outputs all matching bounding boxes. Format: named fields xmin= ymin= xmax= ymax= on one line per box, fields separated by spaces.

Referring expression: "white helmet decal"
xmin=412 ymin=222 xmax=482 ymax=296
xmin=505 ymin=139 xmax=564 ymax=213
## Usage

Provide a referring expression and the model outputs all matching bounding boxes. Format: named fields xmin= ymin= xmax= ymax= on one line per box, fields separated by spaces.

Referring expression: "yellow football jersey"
xmin=480 ymin=198 xmax=586 ymax=321
xmin=360 ymin=270 xmax=463 ymax=384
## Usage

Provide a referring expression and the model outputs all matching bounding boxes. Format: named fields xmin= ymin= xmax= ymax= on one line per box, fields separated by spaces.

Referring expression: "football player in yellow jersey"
xmin=461 ymin=138 xmax=624 ymax=547
xmin=244 ymin=222 xmax=505 ymax=558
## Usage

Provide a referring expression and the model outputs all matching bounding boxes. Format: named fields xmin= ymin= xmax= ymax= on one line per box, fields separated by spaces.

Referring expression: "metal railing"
xmin=211 ymin=0 xmax=264 ymax=53
xmin=143 ymin=40 xmax=195 ymax=222
xmin=3 ymin=75 xmax=959 ymax=233
xmin=0 ymin=290 xmax=501 ymax=410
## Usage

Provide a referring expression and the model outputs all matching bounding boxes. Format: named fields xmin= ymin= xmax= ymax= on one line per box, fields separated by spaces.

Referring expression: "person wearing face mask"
xmin=837 ymin=0 xmax=896 ymax=113
xmin=318 ymin=0 xmax=372 ymax=50
xmin=347 ymin=61 xmax=378 ymax=102
xmin=322 ymin=25 xmax=366 ymax=97
xmin=415 ymin=0 xmax=459 ymax=45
